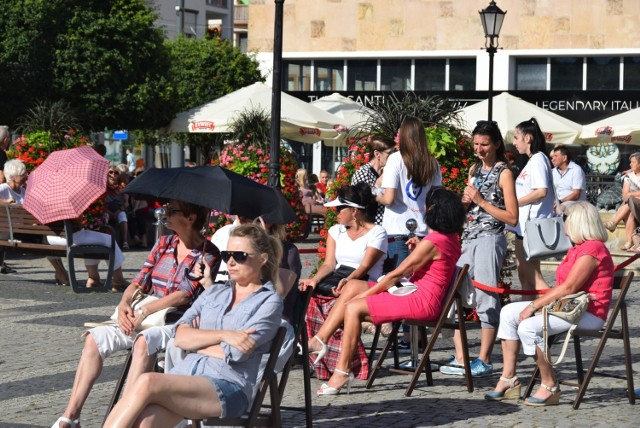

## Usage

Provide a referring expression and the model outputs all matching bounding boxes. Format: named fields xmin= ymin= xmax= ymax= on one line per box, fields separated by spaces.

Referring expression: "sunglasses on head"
xmin=476 ymin=120 xmax=498 ymax=126
xmin=220 ymin=251 xmax=255 ymax=264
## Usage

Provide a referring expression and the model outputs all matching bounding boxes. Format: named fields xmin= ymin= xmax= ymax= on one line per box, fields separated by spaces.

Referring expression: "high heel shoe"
xmin=54 ymin=275 xmax=70 ymax=286
xmin=309 ymin=335 xmax=328 ymax=365
xmin=484 ymin=375 xmax=521 ymax=401
xmin=317 ymin=368 xmax=354 ymax=395
xmin=524 ymin=383 xmax=561 ymax=406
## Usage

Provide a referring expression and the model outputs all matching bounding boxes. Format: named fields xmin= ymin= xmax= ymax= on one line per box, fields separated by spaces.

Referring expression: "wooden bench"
xmin=0 ymin=203 xmax=116 ymax=293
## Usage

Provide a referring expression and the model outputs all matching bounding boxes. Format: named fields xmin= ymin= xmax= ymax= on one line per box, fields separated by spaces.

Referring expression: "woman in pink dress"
xmin=302 ymin=187 xmax=466 ymax=395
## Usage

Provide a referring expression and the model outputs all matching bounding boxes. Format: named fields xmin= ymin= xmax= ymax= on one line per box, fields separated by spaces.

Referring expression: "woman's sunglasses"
xmin=220 ymin=251 xmax=255 ymax=264
xmin=164 ymin=206 xmax=183 ymax=216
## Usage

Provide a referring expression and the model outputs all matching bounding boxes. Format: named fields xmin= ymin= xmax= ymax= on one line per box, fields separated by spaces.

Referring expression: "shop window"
xmin=449 ymin=58 xmax=476 ymax=91
xmin=587 ymin=57 xmax=619 ymax=90
xmin=516 ymin=57 xmax=547 ymax=90
xmin=347 ymin=59 xmax=377 ymax=91
xmin=550 ymin=57 xmax=582 ymax=90
xmin=414 ymin=59 xmax=446 ymax=90
xmin=623 ymin=57 xmax=640 ymax=90
xmin=284 ymin=60 xmax=311 ymax=91
xmin=314 ymin=60 xmax=344 ymax=91
xmin=380 ymin=60 xmax=411 ymax=90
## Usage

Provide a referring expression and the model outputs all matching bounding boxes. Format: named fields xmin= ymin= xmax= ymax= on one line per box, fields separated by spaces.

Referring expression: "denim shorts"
xmin=202 ymin=377 xmax=248 ymax=418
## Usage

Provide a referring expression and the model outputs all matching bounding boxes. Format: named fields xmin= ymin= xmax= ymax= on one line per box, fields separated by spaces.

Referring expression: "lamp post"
xmin=269 ymin=0 xmax=285 ymax=189
xmin=479 ymin=1 xmax=506 ymax=122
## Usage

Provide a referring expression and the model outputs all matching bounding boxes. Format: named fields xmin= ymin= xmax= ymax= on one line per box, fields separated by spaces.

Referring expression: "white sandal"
xmin=51 ymin=416 xmax=80 ymax=428
xmin=317 ymin=368 xmax=355 ymax=395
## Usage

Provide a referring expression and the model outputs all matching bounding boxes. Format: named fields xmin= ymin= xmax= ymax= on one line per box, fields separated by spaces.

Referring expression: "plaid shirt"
xmin=134 ymin=234 xmax=221 ymax=310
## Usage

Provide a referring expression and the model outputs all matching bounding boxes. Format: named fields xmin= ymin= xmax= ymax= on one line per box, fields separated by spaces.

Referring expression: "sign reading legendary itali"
xmin=290 ymin=90 xmax=640 ymax=125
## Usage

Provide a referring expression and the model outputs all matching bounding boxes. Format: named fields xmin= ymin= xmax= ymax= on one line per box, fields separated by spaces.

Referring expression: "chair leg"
xmin=405 ymin=327 xmax=440 ymax=397
xmin=524 ymin=365 xmax=540 ymax=399
xmin=368 ymin=325 xmax=382 ymax=372
xmin=366 ymin=322 xmax=400 ymax=389
xmin=573 ymin=331 xmax=612 ymax=409
xmin=300 ymin=323 xmax=314 ymax=428
xmin=103 ymin=350 xmax=133 ymax=425
xmin=456 ymin=302 xmax=474 ymax=393
xmin=574 ymin=334 xmax=585 ymax=384
xmin=621 ymin=309 xmax=636 ymax=405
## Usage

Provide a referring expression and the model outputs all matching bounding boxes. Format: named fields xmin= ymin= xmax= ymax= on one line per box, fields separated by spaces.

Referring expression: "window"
xmin=314 ymin=60 xmax=344 ymax=91
xmin=623 ymin=57 xmax=640 ymax=89
xmin=380 ymin=60 xmax=410 ymax=90
xmin=550 ymin=57 xmax=582 ymax=90
xmin=206 ymin=0 xmax=227 ymax=8
xmin=587 ymin=57 xmax=619 ymax=90
xmin=414 ymin=59 xmax=446 ymax=90
xmin=347 ymin=60 xmax=377 ymax=90
xmin=516 ymin=57 xmax=547 ymax=90
xmin=284 ymin=60 xmax=311 ymax=91
xmin=449 ymin=58 xmax=476 ymax=91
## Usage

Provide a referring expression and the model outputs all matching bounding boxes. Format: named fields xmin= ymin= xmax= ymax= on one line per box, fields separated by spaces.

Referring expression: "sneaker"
xmin=398 ymin=359 xmax=439 ymax=371
xmin=439 ymin=355 xmax=465 ymax=375
xmin=441 ymin=357 xmax=493 ymax=377
xmin=122 ymin=242 xmax=130 ymax=250
xmin=396 ymin=339 xmax=412 ymax=354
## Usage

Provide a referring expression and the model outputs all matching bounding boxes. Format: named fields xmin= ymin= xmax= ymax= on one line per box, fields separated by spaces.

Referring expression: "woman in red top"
xmin=486 ymin=201 xmax=613 ymax=406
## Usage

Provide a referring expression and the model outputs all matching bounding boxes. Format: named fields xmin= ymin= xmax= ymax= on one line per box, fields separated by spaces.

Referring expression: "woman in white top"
xmin=299 ymin=183 xmax=387 ymax=382
xmin=0 ymin=159 xmax=27 ymax=203
xmin=603 ymin=152 xmax=640 ymax=251
xmin=375 ymin=117 xmax=441 ymax=269
xmin=508 ymin=117 xmax=555 ymax=294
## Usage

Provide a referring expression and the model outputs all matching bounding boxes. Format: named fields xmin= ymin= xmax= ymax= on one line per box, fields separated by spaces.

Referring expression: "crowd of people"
xmin=0 ymin=117 xmax=625 ymax=426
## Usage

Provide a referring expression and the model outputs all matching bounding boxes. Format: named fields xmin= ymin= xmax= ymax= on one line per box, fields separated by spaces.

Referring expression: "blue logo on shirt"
xmin=405 ymin=180 xmax=423 ymax=201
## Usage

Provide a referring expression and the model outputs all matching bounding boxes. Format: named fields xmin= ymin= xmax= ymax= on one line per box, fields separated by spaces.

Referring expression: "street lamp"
xmin=479 ymin=1 xmax=506 ymax=122
xmin=269 ymin=0 xmax=285 ymax=189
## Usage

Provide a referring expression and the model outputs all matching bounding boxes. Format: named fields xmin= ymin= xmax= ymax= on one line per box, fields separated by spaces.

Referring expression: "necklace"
xmin=474 ymin=162 xmax=498 ymax=190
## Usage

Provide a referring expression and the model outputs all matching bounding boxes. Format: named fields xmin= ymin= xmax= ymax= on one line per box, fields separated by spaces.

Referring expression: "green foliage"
xmin=15 ymin=100 xmax=82 ymax=140
xmin=229 ymin=107 xmax=271 ymax=149
xmin=166 ymin=37 xmax=264 ymax=113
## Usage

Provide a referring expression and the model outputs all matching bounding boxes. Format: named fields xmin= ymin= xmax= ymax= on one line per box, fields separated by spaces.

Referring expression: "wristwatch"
xmin=528 ymin=302 xmax=537 ymax=311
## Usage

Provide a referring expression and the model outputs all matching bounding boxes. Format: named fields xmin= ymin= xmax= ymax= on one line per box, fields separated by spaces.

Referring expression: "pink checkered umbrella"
xmin=23 ymin=145 xmax=109 ymax=224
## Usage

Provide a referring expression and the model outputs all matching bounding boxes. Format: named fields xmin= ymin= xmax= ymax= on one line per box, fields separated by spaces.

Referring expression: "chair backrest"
xmin=440 ymin=264 xmax=470 ymax=321
xmin=195 ymin=326 xmax=287 ymax=428
xmin=605 ymin=271 xmax=633 ymax=328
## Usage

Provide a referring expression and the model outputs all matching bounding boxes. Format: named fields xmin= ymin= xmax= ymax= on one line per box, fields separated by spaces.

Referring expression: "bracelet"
xmin=528 ymin=302 xmax=536 ymax=311
xmin=136 ymin=307 xmax=147 ymax=318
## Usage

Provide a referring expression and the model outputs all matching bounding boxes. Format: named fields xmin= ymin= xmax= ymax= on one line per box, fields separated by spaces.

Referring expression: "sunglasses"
xmin=164 ymin=206 xmax=183 ymax=216
xmin=476 ymin=120 xmax=498 ymax=126
xmin=108 ymin=170 xmax=118 ymax=175
xmin=220 ymin=251 xmax=255 ymax=264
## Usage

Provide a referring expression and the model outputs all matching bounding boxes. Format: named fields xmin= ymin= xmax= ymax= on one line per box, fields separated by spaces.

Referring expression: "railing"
xmin=235 ymin=5 xmax=248 ymax=23
xmin=586 ymin=174 xmax=619 ymax=206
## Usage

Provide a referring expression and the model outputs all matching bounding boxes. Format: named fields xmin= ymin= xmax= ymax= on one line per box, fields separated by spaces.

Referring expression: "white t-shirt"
xmin=552 ymin=161 xmax=586 ymax=202
xmin=508 ymin=152 xmax=555 ymax=236
xmin=0 ymin=184 xmax=25 ymax=204
xmin=380 ymin=152 xmax=442 ymax=236
xmin=328 ymin=224 xmax=388 ymax=281
xmin=210 ymin=223 xmax=236 ymax=282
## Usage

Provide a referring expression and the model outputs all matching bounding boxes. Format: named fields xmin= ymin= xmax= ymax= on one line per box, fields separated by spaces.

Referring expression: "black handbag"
xmin=315 ymin=265 xmax=361 ymax=296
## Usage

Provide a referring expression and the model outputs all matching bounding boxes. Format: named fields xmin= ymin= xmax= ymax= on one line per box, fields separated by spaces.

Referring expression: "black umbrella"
xmin=122 ymin=165 xmax=296 ymax=224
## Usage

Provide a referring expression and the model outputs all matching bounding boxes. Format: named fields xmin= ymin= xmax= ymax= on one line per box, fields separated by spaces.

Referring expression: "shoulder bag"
xmin=542 ymin=291 xmax=591 ymax=365
xmin=315 ymin=265 xmax=363 ymax=296
xmin=523 ymin=164 xmax=573 ymax=261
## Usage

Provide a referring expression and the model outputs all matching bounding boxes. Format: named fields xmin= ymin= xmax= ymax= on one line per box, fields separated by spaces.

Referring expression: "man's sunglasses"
xmin=220 ymin=251 xmax=255 ymax=264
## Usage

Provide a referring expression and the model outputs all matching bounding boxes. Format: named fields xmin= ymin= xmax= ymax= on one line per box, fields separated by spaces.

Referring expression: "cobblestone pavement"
xmin=0 ymin=236 xmax=638 ymax=427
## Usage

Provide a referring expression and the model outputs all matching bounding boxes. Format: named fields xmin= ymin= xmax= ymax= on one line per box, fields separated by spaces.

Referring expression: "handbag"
xmin=523 ymin=177 xmax=572 ymax=261
xmin=377 ymin=274 xmax=418 ymax=296
xmin=315 ymin=265 xmax=360 ymax=296
xmin=542 ymin=291 xmax=591 ymax=365
xmin=110 ymin=289 xmax=176 ymax=331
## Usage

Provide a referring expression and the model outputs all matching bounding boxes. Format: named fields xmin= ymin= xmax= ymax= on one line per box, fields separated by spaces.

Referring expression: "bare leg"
xmin=324 ymin=297 xmax=371 ymax=389
xmin=103 ymin=373 xmax=221 ymax=428
xmin=47 ymin=256 xmax=70 ymax=284
xmin=491 ymin=339 xmax=521 ymax=393
xmin=56 ymin=334 xmax=104 ymax=427
xmin=514 ymin=239 xmax=548 ymax=299
xmin=625 ymin=214 xmax=637 ymax=247
xmin=530 ymin=346 xmax=558 ymax=400
xmin=123 ymin=337 xmax=157 ymax=396
xmin=85 ymin=264 xmax=102 ymax=287
xmin=611 ymin=204 xmax=630 ymax=225
xmin=309 ymin=279 xmax=369 ymax=352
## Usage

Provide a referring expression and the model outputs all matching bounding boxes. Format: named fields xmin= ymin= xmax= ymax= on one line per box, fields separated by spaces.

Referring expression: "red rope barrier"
xmin=473 ymin=252 xmax=639 ymax=296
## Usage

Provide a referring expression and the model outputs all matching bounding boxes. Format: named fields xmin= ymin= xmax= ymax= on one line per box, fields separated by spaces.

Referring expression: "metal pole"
xmin=269 ymin=0 xmax=285 ymax=189
xmin=487 ymin=44 xmax=496 ymax=122
xmin=176 ymin=0 xmax=185 ymax=38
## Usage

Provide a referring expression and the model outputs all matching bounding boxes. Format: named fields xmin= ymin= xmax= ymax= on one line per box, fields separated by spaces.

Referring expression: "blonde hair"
xmin=230 ymin=223 xmax=283 ymax=292
xmin=295 ymin=168 xmax=308 ymax=188
xmin=565 ymin=201 xmax=608 ymax=244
